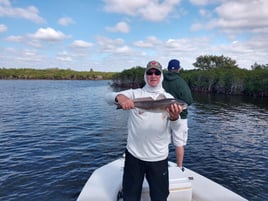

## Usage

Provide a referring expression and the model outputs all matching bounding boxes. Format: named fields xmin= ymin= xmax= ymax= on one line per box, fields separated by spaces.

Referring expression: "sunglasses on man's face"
xmin=146 ymin=69 xmax=161 ymax=76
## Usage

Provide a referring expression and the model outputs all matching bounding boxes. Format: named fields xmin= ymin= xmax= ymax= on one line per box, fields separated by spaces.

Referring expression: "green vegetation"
xmin=0 ymin=68 xmax=116 ymax=80
xmin=111 ymin=55 xmax=268 ymax=97
xmin=193 ymin=55 xmax=239 ymax=70
xmin=184 ymin=55 xmax=267 ymax=97
xmin=111 ymin=66 xmax=145 ymax=89
xmin=1 ymin=55 xmax=267 ymax=97
xmin=182 ymin=67 xmax=267 ymax=97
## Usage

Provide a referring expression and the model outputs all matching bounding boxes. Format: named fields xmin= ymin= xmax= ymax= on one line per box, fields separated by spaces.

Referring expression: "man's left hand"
xmin=167 ymin=103 xmax=182 ymax=121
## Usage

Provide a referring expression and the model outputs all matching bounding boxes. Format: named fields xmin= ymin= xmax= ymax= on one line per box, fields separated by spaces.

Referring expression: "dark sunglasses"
xmin=146 ymin=69 xmax=161 ymax=76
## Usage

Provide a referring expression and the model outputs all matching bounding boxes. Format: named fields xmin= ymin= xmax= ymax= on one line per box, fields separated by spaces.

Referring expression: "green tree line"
xmin=1 ymin=55 xmax=267 ymax=97
xmin=0 ymin=68 xmax=116 ymax=80
xmin=111 ymin=55 xmax=268 ymax=97
xmin=111 ymin=66 xmax=145 ymax=89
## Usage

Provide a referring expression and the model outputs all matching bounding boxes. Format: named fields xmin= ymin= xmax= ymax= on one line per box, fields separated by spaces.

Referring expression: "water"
xmin=0 ymin=80 xmax=267 ymax=201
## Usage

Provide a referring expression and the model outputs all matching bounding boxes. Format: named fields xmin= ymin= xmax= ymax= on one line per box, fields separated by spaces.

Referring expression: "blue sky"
xmin=0 ymin=0 xmax=267 ymax=72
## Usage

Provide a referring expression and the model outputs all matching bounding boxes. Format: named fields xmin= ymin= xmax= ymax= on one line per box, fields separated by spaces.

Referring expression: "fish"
xmin=116 ymin=97 xmax=187 ymax=112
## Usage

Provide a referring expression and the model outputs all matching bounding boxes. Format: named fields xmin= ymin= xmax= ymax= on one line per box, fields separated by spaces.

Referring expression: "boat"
xmin=77 ymin=157 xmax=248 ymax=201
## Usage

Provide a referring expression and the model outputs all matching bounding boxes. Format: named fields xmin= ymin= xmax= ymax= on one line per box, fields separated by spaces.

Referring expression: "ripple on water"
xmin=0 ymin=81 xmax=267 ymax=201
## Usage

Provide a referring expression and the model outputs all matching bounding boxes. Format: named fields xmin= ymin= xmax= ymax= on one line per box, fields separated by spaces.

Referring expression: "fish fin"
xmin=156 ymin=94 xmax=167 ymax=100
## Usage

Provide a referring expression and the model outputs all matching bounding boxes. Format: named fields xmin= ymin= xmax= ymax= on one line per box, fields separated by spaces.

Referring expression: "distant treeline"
xmin=182 ymin=68 xmax=267 ymax=97
xmin=1 ymin=55 xmax=267 ymax=97
xmin=111 ymin=67 xmax=267 ymax=97
xmin=111 ymin=55 xmax=268 ymax=97
xmin=0 ymin=68 xmax=116 ymax=80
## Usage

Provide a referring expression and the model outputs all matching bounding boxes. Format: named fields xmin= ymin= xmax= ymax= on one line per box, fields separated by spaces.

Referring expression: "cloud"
xmin=190 ymin=0 xmax=211 ymax=6
xmin=106 ymin=21 xmax=130 ymax=33
xmin=103 ymin=0 xmax=149 ymax=15
xmin=14 ymin=49 xmax=44 ymax=63
xmin=0 ymin=0 xmax=11 ymax=6
xmin=133 ymin=36 xmax=162 ymax=48
xmin=189 ymin=0 xmax=224 ymax=6
xmin=5 ymin=35 xmax=23 ymax=42
xmin=56 ymin=51 xmax=72 ymax=62
xmin=71 ymin=40 xmax=94 ymax=48
xmin=192 ymin=0 xmax=268 ymax=34
xmin=0 ymin=0 xmax=45 ymax=23
xmin=58 ymin=17 xmax=75 ymax=26
xmin=134 ymin=40 xmax=154 ymax=48
xmin=4 ymin=27 xmax=70 ymax=47
xmin=5 ymin=34 xmax=41 ymax=48
xmin=0 ymin=23 xmax=7 ymax=32
xmin=103 ymin=0 xmax=182 ymax=21
xmin=199 ymin=9 xmax=212 ymax=18
xmin=96 ymin=36 xmax=125 ymax=51
xmin=215 ymin=0 xmax=268 ymax=31
xmin=29 ymin=27 xmax=69 ymax=41
xmin=95 ymin=35 xmax=137 ymax=64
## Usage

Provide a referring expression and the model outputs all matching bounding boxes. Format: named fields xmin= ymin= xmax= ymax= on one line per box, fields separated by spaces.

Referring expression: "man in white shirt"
xmin=105 ymin=60 xmax=183 ymax=201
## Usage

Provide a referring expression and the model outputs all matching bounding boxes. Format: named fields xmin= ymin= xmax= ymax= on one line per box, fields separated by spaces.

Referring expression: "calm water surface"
xmin=0 ymin=80 xmax=267 ymax=201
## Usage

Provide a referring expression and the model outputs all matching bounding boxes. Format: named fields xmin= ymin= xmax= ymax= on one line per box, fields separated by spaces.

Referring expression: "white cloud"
xmin=190 ymin=0 xmax=210 ymax=6
xmin=26 ymin=39 xmax=42 ymax=48
xmin=103 ymin=0 xmax=182 ymax=21
xmin=71 ymin=40 xmax=94 ymax=48
xmin=115 ymin=45 xmax=132 ymax=53
xmin=103 ymin=0 xmax=149 ymax=15
xmin=0 ymin=23 xmax=7 ymax=32
xmin=58 ymin=17 xmax=75 ymax=26
xmin=95 ymin=36 xmax=137 ymax=63
xmin=199 ymin=9 xmax=211 ymax=17
xmin=134 ymin=40 xmax=154 ymax=48
xmin=0 ymin=0 xmax=11 ymax=6
xmin=192 ymin=0 xmax=268 ymax=34
xmin=5 ymin=35 xmax=23 ymax=42
xmin=17 ymin=49 xmax=44 ymax=62
xmin=215 ymin=1 xmax=268 ymax=31
xmin=0 ymin=0 xmax=45 ymax=23
xmin=56 ymin=51 xmax=72 ymax=62
xmin=106 ymin=21 xmax=130 ymax=33
xmin=5 ymin=33 xmax=43 ymax=48
xmin=189 ymin=0 xmax=224 ymax=6
xmin=29 ymin=27 xmax=69 ymax=41
xmin=96 ymin=36 xmax=125 ymax=51
xmin=134 ymin=36 xmax=162 ymax=48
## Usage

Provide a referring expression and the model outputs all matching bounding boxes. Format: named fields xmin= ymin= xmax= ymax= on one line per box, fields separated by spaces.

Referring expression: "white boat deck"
xmin=77 ymin=158 xmax=248 ymax=201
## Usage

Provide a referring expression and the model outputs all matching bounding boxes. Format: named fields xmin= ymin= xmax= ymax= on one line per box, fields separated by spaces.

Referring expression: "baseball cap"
xmin=146 ymin=60 xmax=162 ymax=72
xmin=167 ymin=59 xmax=181 ymax=70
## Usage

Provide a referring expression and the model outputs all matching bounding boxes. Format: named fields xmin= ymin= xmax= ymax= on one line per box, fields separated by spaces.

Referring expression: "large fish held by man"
xmin=116 ymin=97 xmax=187 ymax=112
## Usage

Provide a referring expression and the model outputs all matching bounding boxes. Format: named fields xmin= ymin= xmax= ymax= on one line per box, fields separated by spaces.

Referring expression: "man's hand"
xmin=116 ymin=94 xmax=134 ymax=110
xmin=167 ymin=103 xmax=182 ymax=121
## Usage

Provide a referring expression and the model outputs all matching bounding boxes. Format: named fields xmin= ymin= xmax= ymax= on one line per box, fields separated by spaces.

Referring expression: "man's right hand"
xmin=116 ymin=94 xmax=134 ymax=110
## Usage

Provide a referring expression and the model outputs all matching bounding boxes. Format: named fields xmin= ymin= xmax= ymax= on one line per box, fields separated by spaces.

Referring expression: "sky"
xmin=0 ymin=0 xmax=267 ymax=72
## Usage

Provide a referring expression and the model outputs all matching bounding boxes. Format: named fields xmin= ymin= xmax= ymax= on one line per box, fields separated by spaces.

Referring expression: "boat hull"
xmin=77 ymin=158 xmax=248 ymax=201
